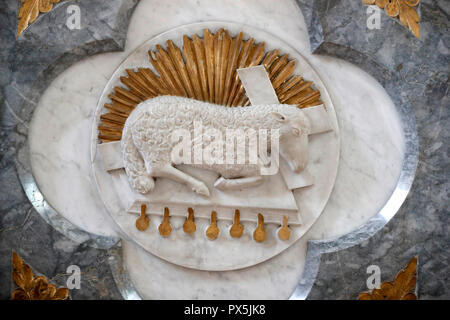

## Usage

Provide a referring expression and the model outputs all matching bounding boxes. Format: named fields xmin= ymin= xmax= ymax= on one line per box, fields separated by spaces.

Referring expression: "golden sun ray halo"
xmin=98 ymin=29 xmax=322 ymax=143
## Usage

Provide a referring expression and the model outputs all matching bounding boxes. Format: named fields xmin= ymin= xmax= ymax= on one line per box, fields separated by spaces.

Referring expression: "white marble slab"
xmin=235 ymin=65 xmax=331 ymax=190
xmin=28 ymin=56 xmax=122 ymax=237
xmin=28 ymin=0 xmax=404 ymax=299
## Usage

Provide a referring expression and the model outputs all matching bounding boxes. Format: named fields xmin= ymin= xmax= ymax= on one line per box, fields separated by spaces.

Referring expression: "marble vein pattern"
xmin=0 ymin=0 xmax=447 ymax=300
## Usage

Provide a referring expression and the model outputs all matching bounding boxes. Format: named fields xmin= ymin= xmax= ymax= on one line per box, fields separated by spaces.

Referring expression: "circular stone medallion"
xmin=90 ymin=22 xmax=340 ymax=271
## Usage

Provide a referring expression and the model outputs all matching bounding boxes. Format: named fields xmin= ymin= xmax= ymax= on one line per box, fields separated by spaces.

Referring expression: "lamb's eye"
xmin=292 ymin=128 xmax=301 ymax=136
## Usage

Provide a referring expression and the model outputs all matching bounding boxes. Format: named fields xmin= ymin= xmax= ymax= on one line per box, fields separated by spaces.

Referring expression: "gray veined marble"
xmin=11 ymin=0 xmax=142 ymax=248
xmin=0 ymin=0 xmax=448 ymax=300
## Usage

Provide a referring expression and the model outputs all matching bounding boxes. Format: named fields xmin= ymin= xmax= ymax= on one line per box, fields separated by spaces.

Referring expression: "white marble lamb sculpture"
xmin=121 ymin=96 xmax=311 ymax=196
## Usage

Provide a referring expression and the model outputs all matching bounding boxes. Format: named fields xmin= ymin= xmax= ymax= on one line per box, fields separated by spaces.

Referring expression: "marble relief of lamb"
xmin=121 ymin=96 xmax=311 ymax=196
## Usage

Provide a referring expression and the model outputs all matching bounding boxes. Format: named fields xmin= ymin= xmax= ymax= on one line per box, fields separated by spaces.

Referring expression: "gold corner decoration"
xmin=11 ymin=251 xmax=69 ymax=300
xmin=362 ymin=0 xmax=420 ymax=38
xmin=17 ymin=0 xmax=62 ymax=37
xmin=358 ymin=256 xmax=418 ymax=300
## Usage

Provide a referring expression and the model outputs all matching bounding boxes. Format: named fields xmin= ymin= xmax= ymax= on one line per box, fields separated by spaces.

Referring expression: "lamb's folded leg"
xmin=121 ymin=126 xmax=155 ymax=194
xmin=154 ymin=164 xmax=210 ymax=197
xmin=214 ymin=176 xmax=264 ymax=191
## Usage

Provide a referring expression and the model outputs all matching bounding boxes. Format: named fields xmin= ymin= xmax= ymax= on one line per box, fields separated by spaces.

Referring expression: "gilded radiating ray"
xmin=98 ymin=29 xmax=322 ymax=142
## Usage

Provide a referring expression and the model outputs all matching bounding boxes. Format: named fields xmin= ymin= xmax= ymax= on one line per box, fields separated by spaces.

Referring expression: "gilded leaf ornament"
xmin=358 ymin=257 xmax=418 ymax=300
xmin=11 ymin=251 xmax=69 ymax=300
xmin=362 ymin=0 xmax=420 ymax=38
xmin=17 ymin=0 xmax=62 ymax=37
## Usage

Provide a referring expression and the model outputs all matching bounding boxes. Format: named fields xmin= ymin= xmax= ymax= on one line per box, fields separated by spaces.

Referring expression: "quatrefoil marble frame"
xmin=12 ymin=0 xmax=418 ymax=299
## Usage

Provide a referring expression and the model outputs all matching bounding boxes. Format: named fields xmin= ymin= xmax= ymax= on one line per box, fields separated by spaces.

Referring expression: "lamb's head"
xmin=270 ymin=109 xmax=311 ymax=173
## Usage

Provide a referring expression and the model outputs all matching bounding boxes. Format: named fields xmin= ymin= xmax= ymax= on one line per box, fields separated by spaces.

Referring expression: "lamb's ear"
xmin=269 ymin=112 xmax=287 ymax=122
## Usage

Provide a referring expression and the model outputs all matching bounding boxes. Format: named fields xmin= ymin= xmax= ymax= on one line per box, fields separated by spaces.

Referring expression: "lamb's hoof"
xmin=193 ymin=182 xmax=210 ymax=197
xmin=214 ymin=177 xmax=227 ymax=190
xmin=135 ymin=176 xmax=155 ymax=194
